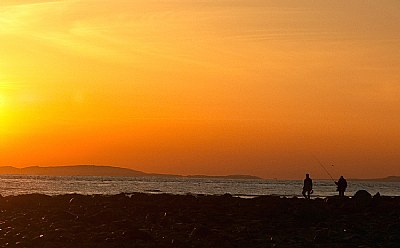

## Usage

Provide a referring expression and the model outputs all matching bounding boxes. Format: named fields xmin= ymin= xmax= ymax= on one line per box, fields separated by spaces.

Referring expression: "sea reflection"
xmin=0 ymin=175 xmax=399 ymax=197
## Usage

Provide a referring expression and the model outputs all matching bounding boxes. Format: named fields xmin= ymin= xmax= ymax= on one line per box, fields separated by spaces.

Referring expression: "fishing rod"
xmin=312 ymin=155 xmax=336 ymax=183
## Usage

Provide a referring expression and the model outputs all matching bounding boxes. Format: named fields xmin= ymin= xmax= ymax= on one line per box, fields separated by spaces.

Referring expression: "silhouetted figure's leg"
xmin=302 ymin=189 xmax=311 ymax=199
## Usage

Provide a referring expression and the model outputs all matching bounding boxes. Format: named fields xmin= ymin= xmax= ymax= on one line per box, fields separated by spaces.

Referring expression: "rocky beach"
xmin=0 ymin=192 xmax=399 ymax=247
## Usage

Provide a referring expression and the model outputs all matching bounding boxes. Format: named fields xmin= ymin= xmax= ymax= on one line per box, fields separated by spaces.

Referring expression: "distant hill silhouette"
xmin=0 ymin=165 xmax=263 ymax=179
xmin=187 ymin=174 xmax=262 ymax=180
xmin=352 ymin=176 xmax=400 ymax=182
xmin=0 ymin=165 xmax=147 ymax=177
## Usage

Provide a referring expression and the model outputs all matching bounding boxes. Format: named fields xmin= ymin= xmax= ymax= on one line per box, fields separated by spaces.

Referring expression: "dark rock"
xmin=353 ymin=190 xmax=372 ymax=208
xmin=373 ymin=192 xmax=381 ymax=198
xmin=353 ymin=190 xmax=372 ymax=199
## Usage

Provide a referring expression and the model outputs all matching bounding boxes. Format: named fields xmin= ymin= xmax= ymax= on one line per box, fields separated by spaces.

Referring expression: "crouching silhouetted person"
xmin=302 ymin=174 xmax=313 ymax=199
xmin=335 ymin=176 xmax=347 ymax=197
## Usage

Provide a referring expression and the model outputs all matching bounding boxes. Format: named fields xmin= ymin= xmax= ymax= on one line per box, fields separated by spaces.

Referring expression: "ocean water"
xmin=0 ymin=175 xmax=399 ymax=198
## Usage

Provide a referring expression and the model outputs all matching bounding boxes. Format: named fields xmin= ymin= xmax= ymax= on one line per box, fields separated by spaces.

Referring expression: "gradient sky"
xmin=0 ymin=0 xmax=399 ymax=179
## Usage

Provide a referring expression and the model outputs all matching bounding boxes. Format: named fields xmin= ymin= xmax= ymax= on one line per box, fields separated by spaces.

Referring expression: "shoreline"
xmin=0 ymin=192 xmax=399 ymax=247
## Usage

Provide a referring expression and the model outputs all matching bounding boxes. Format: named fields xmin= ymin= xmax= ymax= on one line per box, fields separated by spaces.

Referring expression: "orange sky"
xmin=0 ymin=0 xmax=399 ymax=179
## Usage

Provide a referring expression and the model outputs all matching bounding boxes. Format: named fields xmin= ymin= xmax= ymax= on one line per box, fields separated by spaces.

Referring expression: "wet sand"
xmin=0 ymin=192 xmax=399 ymax=247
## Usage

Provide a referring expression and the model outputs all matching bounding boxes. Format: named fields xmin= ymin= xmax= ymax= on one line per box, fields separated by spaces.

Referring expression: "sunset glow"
xmin=1 ymin=0 xmax=399 ymax=179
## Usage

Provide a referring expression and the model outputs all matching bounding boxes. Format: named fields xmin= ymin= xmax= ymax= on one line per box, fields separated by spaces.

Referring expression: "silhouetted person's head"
xmin=306 ymin=174 xmax=309 ymax=178
xmin=340 ymin=176 xmax=344 ymax=179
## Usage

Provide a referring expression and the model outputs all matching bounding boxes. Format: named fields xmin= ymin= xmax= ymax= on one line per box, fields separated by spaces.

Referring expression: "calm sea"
xmin=0 ymin=175 xmax=399 ymax=198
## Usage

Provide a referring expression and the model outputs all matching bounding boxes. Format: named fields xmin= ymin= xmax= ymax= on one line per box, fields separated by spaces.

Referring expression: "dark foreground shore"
xmin=0 ymin=192 xmax=399 ymax=248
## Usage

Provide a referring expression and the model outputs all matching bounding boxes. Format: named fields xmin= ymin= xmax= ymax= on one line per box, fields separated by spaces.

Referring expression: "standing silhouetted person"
xmin=302 ymin=174 xmax=313 ymax=199
xmin=335 ymin=176 xmax=347 ymax=197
